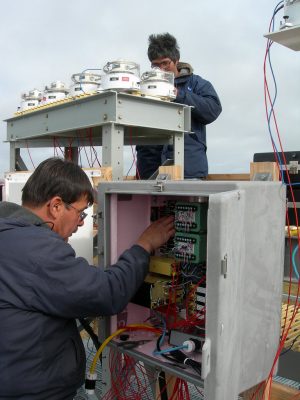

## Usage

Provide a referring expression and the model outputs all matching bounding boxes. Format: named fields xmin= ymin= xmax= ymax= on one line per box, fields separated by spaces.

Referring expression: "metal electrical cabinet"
xmin=97 ymin=180 xmax=286 ymax=400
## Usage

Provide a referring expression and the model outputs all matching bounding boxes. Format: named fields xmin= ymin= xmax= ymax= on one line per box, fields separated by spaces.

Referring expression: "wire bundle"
xmin=102 ymin=351 xmax=157 ymax=400
xmin=250 ymin=2 xmax=300 ymax=399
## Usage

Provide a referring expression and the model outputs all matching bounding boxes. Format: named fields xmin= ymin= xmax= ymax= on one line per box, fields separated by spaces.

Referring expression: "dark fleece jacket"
xmin=0 ymin=201 xmax=149 ymax=399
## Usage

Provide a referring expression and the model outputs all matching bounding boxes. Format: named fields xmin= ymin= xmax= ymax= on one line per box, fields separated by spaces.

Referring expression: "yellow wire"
xmin=89 ymin=323 xmax=159 ymax=374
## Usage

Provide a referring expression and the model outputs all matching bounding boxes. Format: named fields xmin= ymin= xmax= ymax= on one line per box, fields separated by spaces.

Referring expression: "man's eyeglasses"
xmin=151 ymin=58 xmax=172 ymax=69
xmin=63 ymin=202 xmax=88 ymax=221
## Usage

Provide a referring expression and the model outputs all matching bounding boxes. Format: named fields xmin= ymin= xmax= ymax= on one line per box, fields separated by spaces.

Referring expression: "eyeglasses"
xmin=63 ymin=202 xmax=88 ymax=221
xmin=151 ymin=58 xmax=172 ymax=69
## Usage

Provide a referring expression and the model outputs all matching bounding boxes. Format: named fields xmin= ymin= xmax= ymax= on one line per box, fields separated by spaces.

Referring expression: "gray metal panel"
xmin=97 ymin=179 xmax=241 ymax=196
xmin=6 ymin=92 xmax=117 ymax=140
xmin=238 ymin=182 xmax=286 ymax=392
xmin=205 ymin=189 xmax=245 ymax=400
xmin=116 ymin=93 xmax=187 ymax=131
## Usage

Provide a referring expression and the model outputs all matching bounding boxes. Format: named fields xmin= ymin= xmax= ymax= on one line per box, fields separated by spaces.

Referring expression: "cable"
xmin=256 ymin=6 xmax=300 ymax=398
xmin=154 ymin=344 xmax=188 ymax=355
xmin=87 ymin=128 xmax=101 ymax=168
xmin=292 ymin=244 xmax=300 ymax=280
xmin=89 ymin=324 xmax=161 ymax=374
xmin=78 ymin=318 xmax=101 ymax=350
xmin=280 ymin=333 xmax=300 ymax=356
xmin=25 ymin=140 xmax=35 ymax=169
xmin=158 ymin=371 xmax=169 ymax=400
xmin=155 ymin=335 xmax=202 ymax=376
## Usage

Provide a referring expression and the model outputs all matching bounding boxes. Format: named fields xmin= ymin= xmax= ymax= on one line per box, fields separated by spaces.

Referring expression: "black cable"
xmin=78 ymin=318 xmax=101 ymax=350
xmin=274 ymin=4 xmax=284 ymax=16
xmin=158 ymin=371 xmax=169 ymax=400
xmin=280 ymin=333 xmax=300 ymax=356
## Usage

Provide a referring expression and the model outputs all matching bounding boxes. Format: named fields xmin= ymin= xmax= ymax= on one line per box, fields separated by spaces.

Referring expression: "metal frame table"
xmin=5 ymin=91 xmax=191 ymax=180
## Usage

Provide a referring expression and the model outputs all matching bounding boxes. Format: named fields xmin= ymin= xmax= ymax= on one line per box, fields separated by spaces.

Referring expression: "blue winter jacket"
xmin=0 ymin=202 xmax=149 ymax=399
xmin=136 ymin=62 xmax=222 ymax=179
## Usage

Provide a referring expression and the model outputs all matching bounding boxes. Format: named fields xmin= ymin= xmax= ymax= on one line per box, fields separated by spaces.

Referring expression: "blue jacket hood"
xmin=0 ymin=201 xmax=47 ymax=231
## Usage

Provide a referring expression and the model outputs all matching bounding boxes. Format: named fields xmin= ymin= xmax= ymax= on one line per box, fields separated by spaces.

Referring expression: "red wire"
xmin=106 ymin=351 xmax=159 ymax=400
xmin=253 ymin=19 xmax=300 ymax=399
xmin=168 ymin=378 xmax=179 ymax=400
xmin=65 ymin=137 xmax=74 ymax=161
xmin=87 ymin=128 xmax=101 ymax=168
xmin=185 ymin=276 xmax=206 ymax=323
xmin=154 ymin=374 xmax=175 ymax=400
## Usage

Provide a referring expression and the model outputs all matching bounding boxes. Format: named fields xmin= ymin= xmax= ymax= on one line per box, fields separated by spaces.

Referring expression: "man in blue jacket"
xmin=0 ymin=157 xmax=174 ymax=400
xmin=136 ymin=33 xmax=222 ymax=179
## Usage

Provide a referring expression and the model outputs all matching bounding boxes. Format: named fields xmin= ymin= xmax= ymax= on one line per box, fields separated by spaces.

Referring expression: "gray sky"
xmin=0 ymin=0 xmax=299 ymax=178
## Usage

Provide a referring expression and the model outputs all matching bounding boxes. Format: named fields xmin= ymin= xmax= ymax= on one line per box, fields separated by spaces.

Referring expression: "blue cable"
xmin=159 ymin=318 xmax=167 ymax=347
xmin=265 ymin=1 xmax=285 ymax=183
xmin=150 ymin=311 xmax=190 ymax=357
xmin=271 ymin=0 xmax=284 ymax=32
xmin=292 ymin=244 xmax=300 ymax=280
xmin=154 ymin=344 xmax=188 ymax=356
xmin=266 ymin=42 xmax=284 ymax=181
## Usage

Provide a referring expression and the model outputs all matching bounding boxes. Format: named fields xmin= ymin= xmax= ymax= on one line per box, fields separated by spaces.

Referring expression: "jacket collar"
xmin=177 ymin=62 xmax=193 ymax=77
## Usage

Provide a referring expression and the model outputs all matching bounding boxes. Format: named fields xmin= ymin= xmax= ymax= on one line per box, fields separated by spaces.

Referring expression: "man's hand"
xmin=136 ymin=215 xmax=175 ymax=254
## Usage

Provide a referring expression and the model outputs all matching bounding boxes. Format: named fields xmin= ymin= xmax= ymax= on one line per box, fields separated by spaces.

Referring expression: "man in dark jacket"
xmin=0 ymin=157 xmax=174 ymax=400
xmin=136 ymin=33 xmax=222 ymax=179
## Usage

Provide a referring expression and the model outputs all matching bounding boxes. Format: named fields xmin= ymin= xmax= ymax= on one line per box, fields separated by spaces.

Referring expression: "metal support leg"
xmin=10 ymin=145 xmax=28 ymax=171
xmin=9 ymin=142 xmax=16 ymax=171
xmin=102 ymin=123 xmax=124 ymax=181
xmin=173 ymin=132 xmax=184 ymax=179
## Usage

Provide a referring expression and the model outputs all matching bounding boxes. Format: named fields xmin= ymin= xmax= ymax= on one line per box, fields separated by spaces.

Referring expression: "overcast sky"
xmin=0 ymin=0 xmax=299 ymax=179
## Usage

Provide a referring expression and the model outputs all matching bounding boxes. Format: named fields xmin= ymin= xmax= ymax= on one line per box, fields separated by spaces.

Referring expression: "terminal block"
xmin=175 ymin=202 xmax=207 ymax=233
xmin=174 ymin=233 xmax=207 ymax=263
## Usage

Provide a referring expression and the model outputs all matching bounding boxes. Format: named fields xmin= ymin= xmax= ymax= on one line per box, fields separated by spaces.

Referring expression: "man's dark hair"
xmin=147 ymin=33 xmax=180 ymax=62
xmin=22 ymin=157 xmax=94 ymax=207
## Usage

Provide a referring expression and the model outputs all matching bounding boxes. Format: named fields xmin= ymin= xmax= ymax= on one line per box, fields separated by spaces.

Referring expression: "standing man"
xmin=0 ymin=157 xmax=174 ymax=400
xmin=136 ymin=32 xmax=222 ymax=179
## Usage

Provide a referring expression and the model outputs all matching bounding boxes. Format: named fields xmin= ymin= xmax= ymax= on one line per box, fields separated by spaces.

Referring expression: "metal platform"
xmin=5 ymin=91 xmax=191 ymax=180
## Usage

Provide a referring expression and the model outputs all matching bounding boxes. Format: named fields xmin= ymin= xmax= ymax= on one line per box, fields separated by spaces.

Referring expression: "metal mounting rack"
xmin=5 ymin=91 xmax=191 ymax=180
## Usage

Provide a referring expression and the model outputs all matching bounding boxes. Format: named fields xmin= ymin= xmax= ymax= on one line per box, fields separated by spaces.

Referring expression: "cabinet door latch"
xmin=153 ymin=174 xmax=170 ymax=192
xmin=221 ymin=255 xmax=228 ymax=278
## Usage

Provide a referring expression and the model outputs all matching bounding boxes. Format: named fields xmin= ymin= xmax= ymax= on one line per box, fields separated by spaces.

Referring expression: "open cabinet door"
xmin=205 ymin=189 xmax=245 ymax=400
